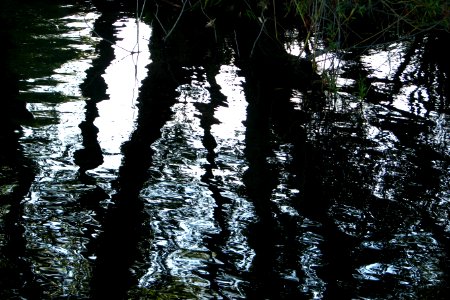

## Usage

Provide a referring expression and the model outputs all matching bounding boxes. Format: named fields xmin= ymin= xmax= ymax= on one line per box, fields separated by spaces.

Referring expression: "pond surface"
xmin=0 ymin=1 xmax=449 ymax=299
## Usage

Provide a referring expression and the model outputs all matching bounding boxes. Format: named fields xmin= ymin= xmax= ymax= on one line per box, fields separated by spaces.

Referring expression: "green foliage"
xmin=189 ymin=0 xmax=449 ymax=41
xmin=395 ymin=0 xmax=450 ymax=31
xmin=175 ymin=0 xmax=448 ymax=89
xmin=200 ymin=0 xmax=224 ymax=8
xmin=356 ymin=76 xmax=370 ymax=100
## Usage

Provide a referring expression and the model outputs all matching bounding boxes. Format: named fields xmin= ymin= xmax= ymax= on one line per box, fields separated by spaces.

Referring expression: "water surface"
xmin=0 ymin=2 xmax=448 ymax=299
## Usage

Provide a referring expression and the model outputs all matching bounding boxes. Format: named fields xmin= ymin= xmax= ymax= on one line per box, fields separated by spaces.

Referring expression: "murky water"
xmin=0 ymin=1 xmax=448 ymax=299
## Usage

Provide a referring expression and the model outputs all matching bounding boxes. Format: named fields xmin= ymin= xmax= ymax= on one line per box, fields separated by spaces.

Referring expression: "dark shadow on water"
xmin=88 ymin=16 xmax=196 ymax=299
xmin=0 ymin=5 xmax=40 ymax=298
xmin=192 ymin=38 xmax=246 ymax=298
xmin=239 ymin=66 xmax=312 ymax=300
xmin=0 ymin=128 xmax=41 ymax=300
xmin=74 ymin=12 xmax=121 ymax=177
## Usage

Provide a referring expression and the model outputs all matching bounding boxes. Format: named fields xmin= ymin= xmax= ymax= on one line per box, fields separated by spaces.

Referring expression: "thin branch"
xmin=83 ymin=15 xmax=138 ymax=54
xmin=200 ymin=2 xmax=217 ymax=42
xmin=153 ymin=3 xmax=168 ymax=36
xmin=139 ymin=0 xmax=148 ymax=20
xmin=250 ymin=18 xmax=267 ymax=57
xmin=234 ymin=30 xmax=240 ymax=58
xmin=163 ymin=0 xmax=189 ymax=41
xmin=272 ymin=0 xmax=278 ymax=40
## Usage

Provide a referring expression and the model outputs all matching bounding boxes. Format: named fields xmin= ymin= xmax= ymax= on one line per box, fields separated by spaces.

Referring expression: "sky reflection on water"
xmin=138 ymin=63 xmax=256 ymax=298
xmin=94 ymin=18 xmax=151 ymax=174
xmin=16 ymin=7 xmax=152 ymax=297
xmin=1 ymin=2 xmax=448 ymax=299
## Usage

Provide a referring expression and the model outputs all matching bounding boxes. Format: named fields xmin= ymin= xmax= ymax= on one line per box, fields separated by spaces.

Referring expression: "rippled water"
xmin=0 ymin=1 xmax=448 ymax=299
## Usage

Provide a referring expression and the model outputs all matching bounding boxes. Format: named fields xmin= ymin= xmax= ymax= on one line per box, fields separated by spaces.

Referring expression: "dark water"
xmin=0 ymin=1 xmax=449 ymax=299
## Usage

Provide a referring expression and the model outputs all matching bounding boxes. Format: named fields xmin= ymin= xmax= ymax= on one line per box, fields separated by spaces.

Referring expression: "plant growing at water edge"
xmin=287 ymin=0 xmax=449 ymax=49
xmin=278 ymin=0 xmax=449 ymax=94
xmin=149 ymin=0 xmax=448 ymax=95
xmin=356 ymin=75 xmax=370 ymax=100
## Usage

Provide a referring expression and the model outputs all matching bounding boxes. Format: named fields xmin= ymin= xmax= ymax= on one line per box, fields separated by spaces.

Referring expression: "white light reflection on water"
xmin=19 ymin=8 xmax=101 ymax=298
xmin=212 ymin=64 xmax=256 ymax=274
xmin=355 ymin=231 xmax=446 ymax=291
xmin=21 ymin=10 xmax=100 ymax=194
xmin=139 ymin=70 xmax=217 ymax=295
xmin=18 ymin=10 xmax=152 ymax=299
xmin=362 ymin=43 xmax=405 ymax=80
xmin=24 ymin=12 xmax=101 ymax=97
xmin=138 ymin=64 xmax=255 ymax=297
xmin=284 ymin=33 xmax=449 ymax=297
xmin=361 ymin=42 xmax=416 ymax=114
xmin=91 ymin=18 xmax=151 ymax=175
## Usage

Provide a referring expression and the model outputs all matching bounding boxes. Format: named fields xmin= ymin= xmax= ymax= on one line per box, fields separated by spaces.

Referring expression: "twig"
xmin=234 ymin=30 xmax=240 ymax=58
xmin=163 ymin=0 xmax=189 ymax=41
xmin=153 ymin=3 xmax=168 ymax=36
xmin=250 ymin=18 xmax=267 ymax=57
xmin=200 ymin=2 xmax=217 ymax=42
xmin=83 ymin=14 xmax=139 ymax=54
xmin=272 ymin=0 xmax=277 ymax=40
xmin=139 ymin=0 xmax=147 ymax=20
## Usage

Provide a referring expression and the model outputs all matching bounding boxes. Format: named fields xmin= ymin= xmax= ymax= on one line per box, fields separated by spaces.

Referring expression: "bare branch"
xmin=163 ymin=0 xmax=189 ymax=41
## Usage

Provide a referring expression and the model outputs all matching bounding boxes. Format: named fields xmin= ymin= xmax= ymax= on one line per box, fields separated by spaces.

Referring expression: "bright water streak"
xmin=19 ymin=9 xmax=100 ymax=298
xmin=18 ymin=9 xmax=152 ymax=298
xmin=138 ymin=64 xmax=256 ymax=298
xmin=94 ymin=18 xmax=151 ymax=176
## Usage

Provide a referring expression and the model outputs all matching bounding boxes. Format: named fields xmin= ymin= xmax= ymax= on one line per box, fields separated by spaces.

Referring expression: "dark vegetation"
xmin=3 ymin=0 xmax=449 ymax=127
xmin=85 ymin=0 xmax=448 ymax=131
